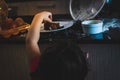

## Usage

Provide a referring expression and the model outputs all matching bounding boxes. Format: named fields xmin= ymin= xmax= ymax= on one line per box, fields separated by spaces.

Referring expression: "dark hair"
xmin=32 ymin=40 xmax=88 ymax=80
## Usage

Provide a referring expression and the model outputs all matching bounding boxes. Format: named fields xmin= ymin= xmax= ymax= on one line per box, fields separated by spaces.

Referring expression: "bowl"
xmin=81 ymin=20 xmax=103 ymax=34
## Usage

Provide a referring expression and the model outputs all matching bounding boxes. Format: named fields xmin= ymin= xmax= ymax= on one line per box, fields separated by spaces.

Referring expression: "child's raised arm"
xmin=26 ymin=11 xmax=52 ymax=63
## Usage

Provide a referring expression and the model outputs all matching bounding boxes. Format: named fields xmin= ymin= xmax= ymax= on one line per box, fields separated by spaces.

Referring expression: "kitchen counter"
xmin=0 ymin=29 xmax=120 ymax=44
xmin=0 ymin=18 xmax=120 ymax=44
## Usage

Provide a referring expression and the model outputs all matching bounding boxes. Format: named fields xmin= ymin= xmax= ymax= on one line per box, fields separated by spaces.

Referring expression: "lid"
xmin=69 ymin=0 xmax=106 ymax=21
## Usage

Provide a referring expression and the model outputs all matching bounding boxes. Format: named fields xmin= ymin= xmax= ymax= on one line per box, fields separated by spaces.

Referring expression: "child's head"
xmin=32 ymin=40 xmax=88 ymax=80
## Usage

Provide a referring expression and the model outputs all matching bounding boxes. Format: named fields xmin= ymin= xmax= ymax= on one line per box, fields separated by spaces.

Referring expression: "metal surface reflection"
xmin=69 ymin=0 xmax=106 ymax=21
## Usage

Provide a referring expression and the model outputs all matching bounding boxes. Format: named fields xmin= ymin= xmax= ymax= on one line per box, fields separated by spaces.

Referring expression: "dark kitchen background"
xmin=5 ymin=0 xmax=120 ymax=25
xmin=0 ymin=0 xmax=120 ymax=80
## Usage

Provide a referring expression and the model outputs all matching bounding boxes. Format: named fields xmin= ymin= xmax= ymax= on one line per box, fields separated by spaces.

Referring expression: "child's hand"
xmin=31 ymin=11 xmax=52 ymax=29
xmin=35 ymin=11 xmax=52 ymax=23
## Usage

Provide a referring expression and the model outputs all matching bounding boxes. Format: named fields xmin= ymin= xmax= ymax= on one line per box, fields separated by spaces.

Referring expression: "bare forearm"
xmin=26 ymin=11 xmax=52 ymax=63
xmin=26 ymin=30 xmax=41 ymax=63
xmin=26 ymin=15 xmax=43 ymax=62
xmin=26 ymin=41 xmax=40 ymax=63
xmin=27 ymin=15 xmax=43 ymax=43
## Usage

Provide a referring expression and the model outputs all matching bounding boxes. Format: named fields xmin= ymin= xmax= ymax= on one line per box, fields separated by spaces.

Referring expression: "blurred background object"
xmin=0 ymin=0 xmax=8 ymax=30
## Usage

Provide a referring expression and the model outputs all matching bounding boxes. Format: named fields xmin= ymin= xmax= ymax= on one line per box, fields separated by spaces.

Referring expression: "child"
xmin=26 ymin=11 xmax=88 ymax=80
